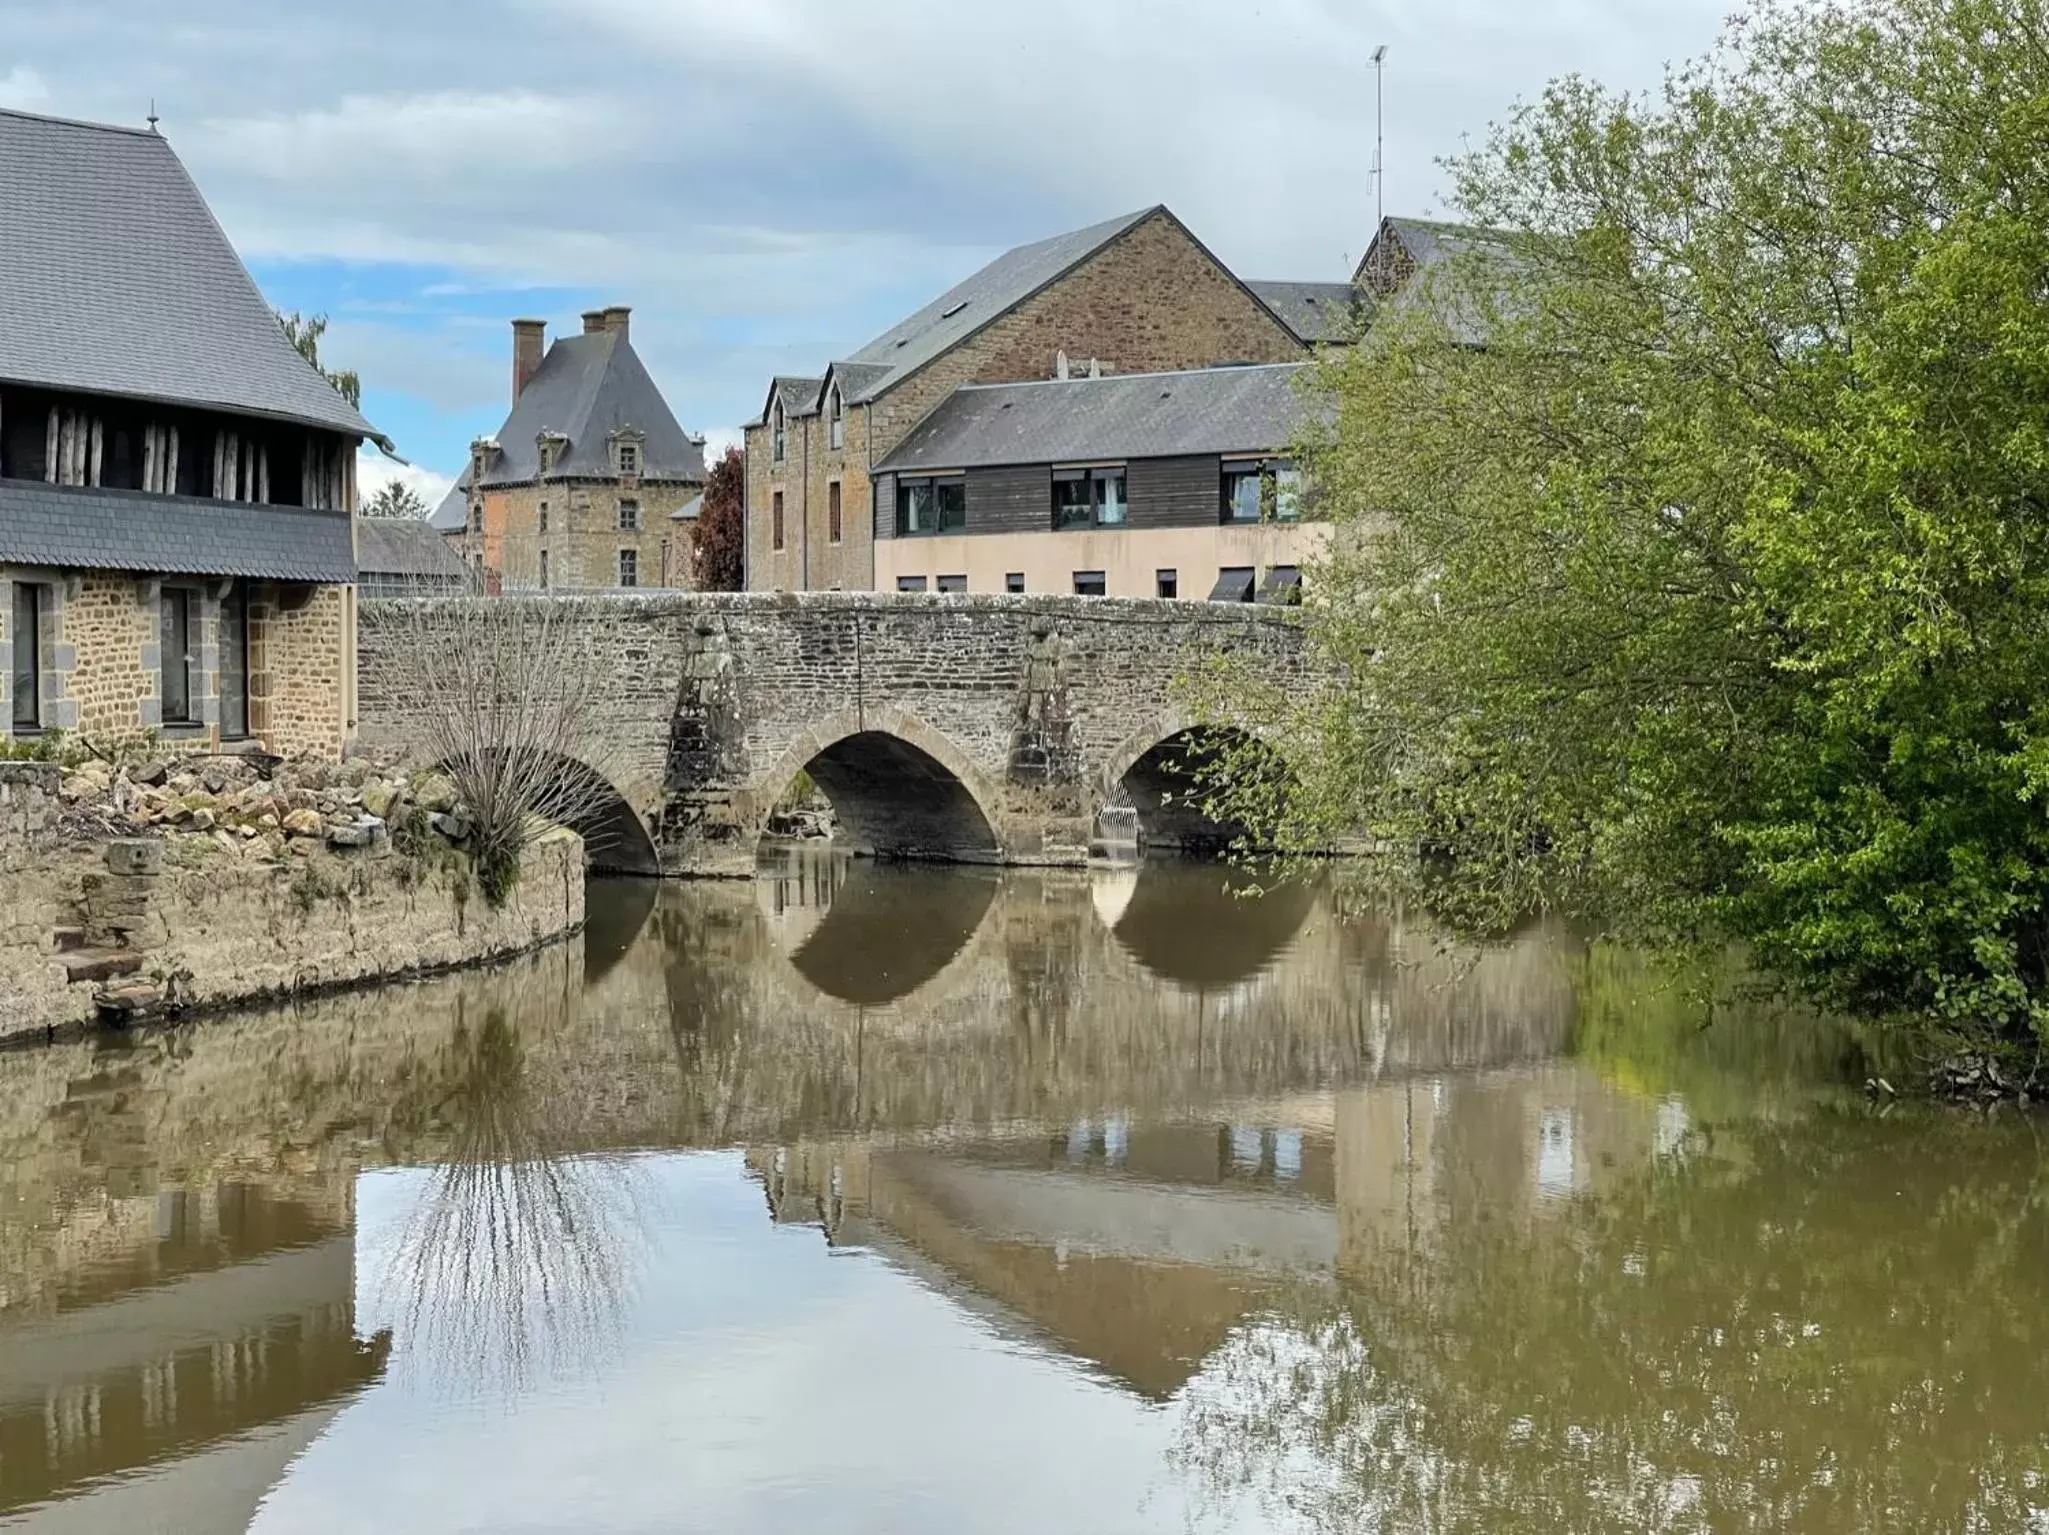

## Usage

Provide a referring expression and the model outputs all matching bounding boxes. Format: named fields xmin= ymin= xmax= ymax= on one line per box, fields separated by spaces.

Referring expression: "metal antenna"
xmin=146 ymin=99 xmax=159 ymax=132
xmin=1371 ymin=45 xmax=1388 ymax=232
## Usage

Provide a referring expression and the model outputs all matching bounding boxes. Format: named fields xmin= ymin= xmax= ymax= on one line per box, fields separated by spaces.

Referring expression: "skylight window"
xmin=940 ymin=301 xmax=969 ymax=319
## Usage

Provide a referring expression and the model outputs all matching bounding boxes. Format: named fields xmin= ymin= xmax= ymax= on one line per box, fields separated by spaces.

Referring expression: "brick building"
xmin=0 ymin=107 xmax=381 ymax=759
xmin=434 ymin=309 xmax=707 ymax=591
xmin=743 ymin=205 xmax=1317 ymax=592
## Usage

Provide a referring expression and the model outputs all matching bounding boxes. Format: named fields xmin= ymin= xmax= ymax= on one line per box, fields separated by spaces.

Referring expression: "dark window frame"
xmin=895 ymin=475 xmax=967 ymax=537
xmin=1005 ymin=572 xmax=1025 ymax=594
xmin=936 ymin=574 xmax=967 ymax=593
xmin=618 ymin=548 xmax=639 ymax=587
xmin=827 ymin=385 xmax=845 ymax=451
xmin=1221 ymin=459 xmax=1303 ymax=524
xmin=828 ymin=480 xmax=843 ymax=544
xmin=896 ymin=575 xmax=929 ymax=593
xmin=1072 ymin=570 xmax=1107 ymax=597
xmin=771 ymin=401 xmax=787 ymax=463
xmin=772 ymin=490 xmax=785 ymax=550
xmin=1156 ymin=568 xmax=1179 ymax=600
xmin=1209 ymin=566 xmax=1256 ymax=603
xmin=10 ymin=581 xmax=40 ymax=731
xmin=618 ymin=497 xmax=641 ymax=531
xmin=1052 ymin=466 xmax=1127 ymax=530
xmin=219 ymin=580 xmax=251 ymax=740
xmin=159 ymin=585 xmax=197 ymax=725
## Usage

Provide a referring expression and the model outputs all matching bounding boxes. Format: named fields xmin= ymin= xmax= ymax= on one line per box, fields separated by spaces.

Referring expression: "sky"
xmin=0 ymin=0 xmax=1731 ymax=510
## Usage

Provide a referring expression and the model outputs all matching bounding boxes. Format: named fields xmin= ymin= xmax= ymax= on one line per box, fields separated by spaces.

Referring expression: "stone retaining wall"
xmin=0 ymin=824 xmax=585 ymax=1041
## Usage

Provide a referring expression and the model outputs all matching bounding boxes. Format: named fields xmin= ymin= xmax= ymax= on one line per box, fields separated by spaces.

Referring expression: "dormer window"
xmin=827 ymin=384 xmax=845 ymax=451
xmin=771 ymin=400 xmax=787 ymax=463
xmin=615 ymin=440 xmax=641 ymax=477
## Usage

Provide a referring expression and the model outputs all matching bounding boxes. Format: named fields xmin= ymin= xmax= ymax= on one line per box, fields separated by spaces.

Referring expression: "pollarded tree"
xmin=1211 ymin=0 xmax=2049 ymax=1051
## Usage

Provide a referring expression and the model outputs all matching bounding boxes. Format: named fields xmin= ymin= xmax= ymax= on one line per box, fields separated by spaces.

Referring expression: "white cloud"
xmin=357 ymin=448 xmax=454 ymax=515
xmin=0 ymin=65 xmax=51 ymax=109
xmin=699 ymin=426 xmax=745 ymax=464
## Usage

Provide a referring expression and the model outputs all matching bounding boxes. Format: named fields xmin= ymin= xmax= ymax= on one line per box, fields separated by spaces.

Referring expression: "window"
xmin=10 ymin=582 xmax=39 ymax=730
xmin=937 ymin=574 xmax=967 ymax=593
xmin=469 ymin=499 xmax=483 ymax=533
xmin=896 ymin=575 xmax=928 ymax=593
xmin=618 ymin=549 xmax=639 ymax=587
xmin=1223 ymin=460 xmax=1301 ymax=523
xmin=538 ymin=502 xmax=549 ymax=533
xmin=618 ymin=498 xmax=641 ymax=531
xmin=772 ymin=401 xmax=787 ymax=463
xmin=540 ymin=550 xmax=550 ymax=588
xmin=1052 ymin=468 xmax=1126 ymax=529
xmin=1156 ymin=569 xmax=1178 ymax=599
xmin=828 ymin=481 xmax=842 ymax=543
xmin=827 ymin=385 xmax=845 ymax=451
xmin=896 ymin=475 xmax=966 ymax=536
xmin=1005 ymin=572 xmax=1025 ymax=594
xmin=1209 ymin=566 xmax=1256 ymax=603
xmin=159 ymin=587 xmax=195 ymax=723
xmin=219 ymin=581 xmax=249 ymax=739
xmin=772 ymin=491 xmax=785 ymax=550
xmin=1072 ymin=570 xmax=1106 ymax=597
xmin=617 ymin=440 xmax=641 ymax=476
xmin=1258 ymin=565 xmax=1303 ymax=604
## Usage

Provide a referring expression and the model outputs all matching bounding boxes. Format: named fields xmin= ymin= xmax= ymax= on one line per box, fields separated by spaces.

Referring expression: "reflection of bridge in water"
xmin=0 ymin=859 xmax=1655 ymax=1514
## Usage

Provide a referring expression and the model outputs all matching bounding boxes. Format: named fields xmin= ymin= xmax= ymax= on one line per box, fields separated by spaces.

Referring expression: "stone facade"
xmin=1 ymin=569 xmax=348 ymax=757
xmin=745 ymin=209 xmax=1307 ymax=592
xmin=0 ymin=824 xmax=584 ymax=1040
xmin=453 ymin=477 xmax=700 ymax=592
xmin=357 ymin=591 xmax=1320 ymax=876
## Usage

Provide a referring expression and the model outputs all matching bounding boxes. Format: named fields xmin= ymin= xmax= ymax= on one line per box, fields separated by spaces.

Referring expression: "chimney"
xmin=511 ymin=318 xmax=546 ymax=403
xmin=602 ymin=305 xmax=631 ymax=340
xmin=581 ymin=309 xmax=607 ymax=334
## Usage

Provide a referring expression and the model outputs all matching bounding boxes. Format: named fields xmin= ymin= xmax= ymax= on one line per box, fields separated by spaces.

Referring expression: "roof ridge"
xmin=0 ymin=104 xmax=163 ymax=139
xmin=953 ymin=361 xmax=1306 ymax=391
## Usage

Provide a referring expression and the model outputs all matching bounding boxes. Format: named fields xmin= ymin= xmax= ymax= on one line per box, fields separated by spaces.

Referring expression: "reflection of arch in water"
xmin=1107 ymin=861 xmax=1316 ymax=993
xmin=582 ymin=875 xmax=658 ymax=983
xmin=753 ymin=708 xmax=1003 ymax=865
xmin=757 ymin=849 xmax=1001 ymax=1006
xmin=1100 ymin=719 xmax=1282 ymax=856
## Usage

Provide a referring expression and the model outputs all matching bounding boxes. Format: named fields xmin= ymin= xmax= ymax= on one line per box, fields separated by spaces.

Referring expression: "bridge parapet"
xmin=358 ymin=592 xmax=1312 ymax=875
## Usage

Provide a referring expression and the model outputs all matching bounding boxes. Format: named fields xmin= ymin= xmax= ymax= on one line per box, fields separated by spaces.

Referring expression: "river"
xmin=0 ymin=851 xmax=2042 ymax=1533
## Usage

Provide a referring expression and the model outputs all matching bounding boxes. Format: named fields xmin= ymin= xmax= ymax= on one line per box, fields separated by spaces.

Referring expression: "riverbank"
xmin=0 ymin=759 xmax=585 ymax=1041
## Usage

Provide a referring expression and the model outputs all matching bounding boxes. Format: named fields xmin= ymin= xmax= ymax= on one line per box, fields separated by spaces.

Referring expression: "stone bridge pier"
xmin=357 ymin=593 xmax=1312 ymax=877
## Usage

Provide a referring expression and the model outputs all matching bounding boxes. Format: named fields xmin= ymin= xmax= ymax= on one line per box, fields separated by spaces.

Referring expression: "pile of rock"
xmin=52 ymin=755 xmax=477 ymax=864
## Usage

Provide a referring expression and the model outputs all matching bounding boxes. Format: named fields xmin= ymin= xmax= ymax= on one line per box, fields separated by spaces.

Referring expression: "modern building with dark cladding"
xmin=871 ymin=364 xmax=1327 ymax=602
xmin=0 ymin=105 xmax=380 ymax=756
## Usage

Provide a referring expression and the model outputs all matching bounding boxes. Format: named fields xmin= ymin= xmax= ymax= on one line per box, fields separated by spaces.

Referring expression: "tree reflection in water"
xmin=1174 ymin=1107 xmax=2049 ymax=1533
xmin=381 ymin=1005 xmax=653 ymax=1396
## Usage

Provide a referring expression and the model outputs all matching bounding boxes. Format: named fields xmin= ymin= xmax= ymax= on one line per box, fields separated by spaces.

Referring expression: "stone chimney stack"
xmin=581 ymin=309 xmax=607 ymax=334
xmin=602 ymin=305 xmax=631 ymax=341
xmin=511 ymin=318 xmax=546 ymax=403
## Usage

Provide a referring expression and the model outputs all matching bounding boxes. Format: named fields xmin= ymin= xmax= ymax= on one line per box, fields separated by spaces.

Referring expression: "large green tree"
xmin=1223 ymin=0 xmax=2049 ymax=1048
xmin=277 ymin=309 xmax=362 ymax=410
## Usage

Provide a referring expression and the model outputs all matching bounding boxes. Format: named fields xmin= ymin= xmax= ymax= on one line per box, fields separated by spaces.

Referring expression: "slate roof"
xmin=874 ymin=363 xmax=1317 ymax=473
xmin=0 ymin=481 xmax=355 ymax=581
xmin=0 ymin=108 xmax=379 ymax=442
xmin=1246 ymin=280 xmax=1367 ymax=345
xmin=452 ymin=329 xmax=706 ymax=497
xmin=1357 ymin=216 xmax=1531 ymax=345
xmin=838 ymin=207 xmax=1158 ymax=404
xmin=670 ymin=494 xmax=703 ymax=521
xmin=766 ymin=375 xmax=825 ymax=421
xmin=355 ymin=516 xmax=468 ymax=581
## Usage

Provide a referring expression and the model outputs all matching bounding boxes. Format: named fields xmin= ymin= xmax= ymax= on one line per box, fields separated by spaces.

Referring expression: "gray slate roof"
xmin=767 ymin=375 xmax=824 ymax=420
xmin=0 ymin=108 xmax=378 ymax=441
xmin=456 ymin=330 xmax=706 ymax=493
xmin=0 ymin=481 xmax=355 ymax=582
xmin=874 ymin=363 xmax=1316 ymax=473
xmin=355 ymin=516 xmax=468 ymax=581
xmin=1246 ymin=280 xmax=1366 ymax=344
xmin=838 ymin=207 xmax=1158 ymax=405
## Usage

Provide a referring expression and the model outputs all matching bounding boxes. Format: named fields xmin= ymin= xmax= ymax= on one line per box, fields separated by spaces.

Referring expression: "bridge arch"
xmin=1098 ymin=715 xmax=1277 ymax=856
xmin=435 ymin=749 xmax=662 ymax=878
xmin=752 ymin=707 xmax=1004 ymax=864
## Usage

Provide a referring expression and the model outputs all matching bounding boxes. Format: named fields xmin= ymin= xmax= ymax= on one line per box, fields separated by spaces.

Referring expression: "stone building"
xmin=743 ymin=205 xmax=1318 ymax=593
xmin=354 ymin=516 xmax=471 ymax=599
xmin=871 ymin=362 xmax=1329 ymax=600
xmin=0 ymin=107 xmax=382 ymax=759
xmin=433 ymin=309 xmax=707 ymax=592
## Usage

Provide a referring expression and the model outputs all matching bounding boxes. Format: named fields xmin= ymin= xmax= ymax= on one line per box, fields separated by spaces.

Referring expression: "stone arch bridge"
xmin=356 ymin=593 xmax=1314 ymax=876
